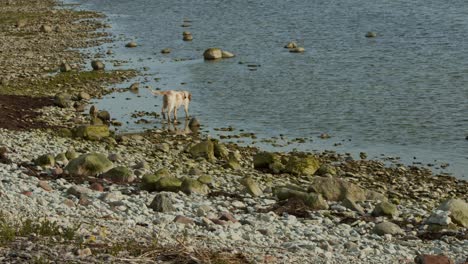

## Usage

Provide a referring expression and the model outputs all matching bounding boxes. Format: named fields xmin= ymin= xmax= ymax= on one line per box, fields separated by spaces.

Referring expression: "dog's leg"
xmin=173 ymin=107 xmax=178 ymax=123
xmin=161 ymin=95 xmax=168 ymax=121
xmin=184 ymin=103 xmax=189 ymax=119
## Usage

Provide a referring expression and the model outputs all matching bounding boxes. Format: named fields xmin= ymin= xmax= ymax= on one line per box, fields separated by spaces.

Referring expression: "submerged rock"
xmin=203 ymin=48 xmax=222 ymax=60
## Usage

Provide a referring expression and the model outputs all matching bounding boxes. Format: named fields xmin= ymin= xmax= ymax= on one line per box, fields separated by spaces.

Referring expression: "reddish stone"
xmin=38 ymin=180 xmax=52 ymax=192
xmin=173 ymin=215 xmax=194 ymax=225
xmin=219 ymin=212 xmax=237 ymax=223
xmin=415 ymin=255 xmax=454 ymax=264
xmin=78 ymin=196 xmax=93 ymax=206
xmin=210 ymin=218 xmax=229 ymax=226
xmin=52 ymin=167 xmax=63 ymax=176
xmin=90 ymin=182 xmax=104 ymax=192
xmin=21 ymin=191 xmax=32 ymax=197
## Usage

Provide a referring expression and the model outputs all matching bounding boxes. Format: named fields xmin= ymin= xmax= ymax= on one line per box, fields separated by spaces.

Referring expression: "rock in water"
xmin=149 ymin=193 xmax=175 ymax=212
xmin=65 ymin=153 xmax=113 ymax=177
xmin=129 ymin=83 xmax=139 ymax=91
xmin=289 ymin=47 xmax=305 ymax=53
xmin=125 ymin=41 xmax=138 ymax=48
xmin=221 ymin=50 xmax=235 ymax=58
xmin=284 ymin=42 xmax=297 ymax=49
xmin=365 ymin=31 xmax=377 ymax=38
xmin=161 ymin=48 xmax=171 ymax=54
xmin=203 ymin=48 xmax=222 ymax=60
xmin=91 ymin=60 xmax=105 ymax=71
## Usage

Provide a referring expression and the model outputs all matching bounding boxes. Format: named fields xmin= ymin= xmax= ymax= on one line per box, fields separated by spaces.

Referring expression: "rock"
xmin=55 ymin=153 xmax=68 ymax=164
xmin=315 ymin=164 xmax=337 ymax=176
xmin=141 ymin=174 xmax=160 ymax=192
xmin=183 ymin=33 xmax=193 ymax=41
xmin=125 ymin=41 xmax=138 ymax=48
xmin=436 ymin=199 xmax=468 ymax=227
xmin=365 ymin=31 xmax=377 ymax=38
xmin=284 ymin=42 xmax=297 ymax=49
xmin=102 ymin=166 xmax=134 ymax=183
xmin=203 ymin=48 xmax=222 ymax=60
xmin=161 ymin=48 xmax=171 ymax=54
xmin=189 ymin=140 xmax=215 ymax=162
xmin=173 ymin=215 xmax=194 ymax=225
xmin=77 ymin=248 xmax=92 ymax=258
xmin=91 ymin=60 xmax=105 ymax=71
xmin=73 ymin=125 xmax=110 ymax=140
xmin=40 ymin=25 xmax=52 ymax=33
xmin=197 ymin=175 xmax=212 ymax=184
xmin=60 ymin=63 xmax=71 ymax=72
xmin=133 ymin=161 xmax=149 ymax=170
xmin=289 ymin=47 xmax=305 ymax=53
xmin=372 ymin=222 xmax=403 ymax=236
xmin=308 ymin=176 xmax=384 ymax=202
xmin=106 ymin=49 xmax=113 ymax=55
xmin=154 ymin=177 xmax=182 ymax=192
xmin=225 ymin=157 xmax=241 ymax=170
xmin=65 ymin=149 xmax=78 ymax=160
xmin=213 ymin=141 xmax=229 ymax=160
xmin=65 ymin=153 xmax=113 ymax=177
xmin=182 ymin=31 xmax=191 ymax=36
xmin=221 ymin=50 xmax=235 ymax=58
xmin=66 ymin=185 xmax=90 ymax=198
xmin=129 ymin=83 xmax=139 ymax=91
xmin=90 ymin=182 xmax=104 ymax=192
xmin=54 ymin=93 xmax=73 ymax=108
xmin=284 ymin=154 xmax=320 ymax=176
xmin=253 ymin=152 xmax=284 ymax=173
xmin=38 ymin=181 xmax=52 ymax=192
xmin=181 ymin=178 xmax=209 ymax=195
xmin=149 ymin=193 xmax=175 ymax=212
xmin=372 ymin=201 xmax=398 ymax=218
xmin=188 ymin=118 xmax=200 ymax=132
xmin=97 ymin=111 xmax=111 ymax=123
xmin=240 ymin=176 xmax=263 ymax=197
xmin=15 ymin=19 xmax=27 ymax=28
xmin=89 ymin=105 xmax=98 ymax=118
xmin=276 ymin=188 xmax=329 ymax=210
xmin=155 ymin=168 xmax=172 ymax=178
xmin=219 ymin=212 xmax=238 ymax=223
xmin=414 ymin=255 xmax=454 ymax=264
xmin=78 ymin=92 xmax=91 ymax=101
xmin=426 ymin=210 xmax=452 ymax=226
xmin=51 ymin=167 xmax=63 ymax=176
xmin=34 ymin=154 xmax=55 ymax=167
xmin=342 ymin=197 xmax=365 ymax=215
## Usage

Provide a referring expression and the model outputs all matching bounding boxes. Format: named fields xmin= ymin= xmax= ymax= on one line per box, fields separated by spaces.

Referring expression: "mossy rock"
xmin=253 ymin=152 xmax=284 ymax=173
xmin=102 ymin=166 xmax=133 ymax=183
xmin=65 ymin=153 xmax=113 ymax=177
xmin=437 ymin=199 xmax=468 ymax=227
xmin=284 ymin=154 xmax=320 ymax=176
xmin=308 ymin=176 xmax=381 ymax=202
xmin=189 ymin=140 xmax=215 ymax=162
xmin=275 ymin=187 xmax=328 ymax=210
xmin=213 ymin=141 xmax=229 ymax=160
xmin=315 ymin=164 xmax=337 ymax=176
xmin=73 ymin=125 xmax=110 ymax=141
xmin=141 ymin=174 xmax=161 ymax=192
xmin=155 ymin=168 xmax=172 ymax=178
xmin=240 ymin=176 xmax=263 ymax=197
xmin=154 ymin=177 xmax=182 ymax=192
xmin=197 ymin=175 xmax=213 ymax=184
xmin=372 ymin=201 xmax=398 ymax=218
xmin=55 ymin=153 xmax=68 ymax=164
xmin=181 ymin=178 xmax=209 ymax=195
xmin=65 ymin=149 xmax=78 ymax=160
xmin=57 ymin=128 xmax=73 ymax=138
xmin=34 ymin=154 xmax=55 ymax=167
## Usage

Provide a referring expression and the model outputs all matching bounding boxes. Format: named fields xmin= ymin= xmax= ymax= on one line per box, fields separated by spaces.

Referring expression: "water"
xmin=63 ymin=0 xmax=468 ymax=179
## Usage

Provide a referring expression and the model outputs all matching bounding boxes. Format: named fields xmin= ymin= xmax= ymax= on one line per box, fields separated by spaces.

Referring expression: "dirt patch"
xmin=0 ymin=95 xmax=53 ymax=130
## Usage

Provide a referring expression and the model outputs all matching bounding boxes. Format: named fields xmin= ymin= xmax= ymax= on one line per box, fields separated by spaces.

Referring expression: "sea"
xmin=61 ymin=0 xmax=468 ymax=179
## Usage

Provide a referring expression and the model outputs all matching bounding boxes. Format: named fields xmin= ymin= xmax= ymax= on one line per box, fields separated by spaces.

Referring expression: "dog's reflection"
xmin=162 ymin=118 xmax=199 ymax=135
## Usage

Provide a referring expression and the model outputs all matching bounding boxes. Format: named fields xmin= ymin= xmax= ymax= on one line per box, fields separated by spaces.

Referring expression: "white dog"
xmin=150 ymin=89 xmax=191 ymax=122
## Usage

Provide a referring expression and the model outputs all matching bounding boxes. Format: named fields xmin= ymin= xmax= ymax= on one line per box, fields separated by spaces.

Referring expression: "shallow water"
xmin=64 ymin=0 xmax=468 ymax=179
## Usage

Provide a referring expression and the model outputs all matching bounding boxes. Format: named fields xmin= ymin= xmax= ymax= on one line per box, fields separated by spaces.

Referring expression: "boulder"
xmin=97 ymin=111 xmax=111 ymax=123
xmin=284 ymin=154 xmax=320 ymax=176
xmin=181 ymin=178 xmax=209 ymax=195
xmin=149 ymin=193 xmax=175 ymax=212
xmin=91 ymin=60 xmax=105 ymax=71
xmin=213 ymin=141 xmax=229 ymax=160
xmin=315 ymin=164 xmax=337 ymax=176
xmin=65 ymin=149 xmax=78 ymax=160
xmin=154 ymin=177 xmax=182 ymax=192
xmin=54 ymin=93 xmax=73 ymax=108
xmin=221 ymin=50 xmax=235 ymax=58
xmin=308 ymin=176 xmax=384 ymax=202
xmin=253 ymin=152 xmax=284 ymax=173
xmin=141 ymin=174 xmax=160 ymax=192
xmin=426 ymin=210 xmax=452 ymax=226
xmin=203 ymin=48 xmax=222 ymax=60
xmin=197 ymin=175 xmax=213 ymax=184
xmin=189 ymin=140 xmax=215 ymax=162
xmin=183 ymin=34 xmax=193 ymax=41
xmin=289 ymin=47 xmax=305 ymax=53
xmin=276 ymin=188 xmax=328 ymax=210
xmin=161 ymin=48 xmax=171 ymax=54
xmin=436 ymin=199 xmax=468 ymax=227
xmin=365 ymin=31 xmax=377 ymax=38
xmin=372 ymin=201 xmax=398 ymax=218
xmin=65 ymin=153 xmax=113 ymax=177
xmin=240 ymin=176 xmax=263 ymax=197
xmin=284 ymin=42 xmax=297 ymax=49
xmin=102 ymin=166 xmax=134 ymax=183
xmin=372 ymin=222 xmax=403 ymax=236
xmin=154 ymin=168 xmax=172 ymax=178
xmin=73 ymin=125 xmax=110 ymax=140
xmin=342 ymin=197 xmax=365 ymax=215
xmin=40 ymin=25 xmax=52 ymax=33
xmin=60 ymin=63 xmax=71 ymax=72
xmin=125 ymin=41 xmax=138 ymax=48
xmin=34 ymin=154 xmax=55 ymax=167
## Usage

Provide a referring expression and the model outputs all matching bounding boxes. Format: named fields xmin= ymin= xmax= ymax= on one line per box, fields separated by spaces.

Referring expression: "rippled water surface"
xmin=66 ymin=0 xmax=467 ymax=178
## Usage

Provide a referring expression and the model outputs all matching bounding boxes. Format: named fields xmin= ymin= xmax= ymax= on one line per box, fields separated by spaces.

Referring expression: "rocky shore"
xmin=0 ymin=1 xmax=467 ymax=263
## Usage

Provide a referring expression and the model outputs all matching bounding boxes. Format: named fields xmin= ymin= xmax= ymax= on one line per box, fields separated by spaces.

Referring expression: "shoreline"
xmin=0 ymin=1 xmax=467 ymax=263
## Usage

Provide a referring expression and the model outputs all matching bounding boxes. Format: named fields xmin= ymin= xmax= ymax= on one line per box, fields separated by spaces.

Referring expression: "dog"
xmin=150 ymin=89 xmax=192 ymax=122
